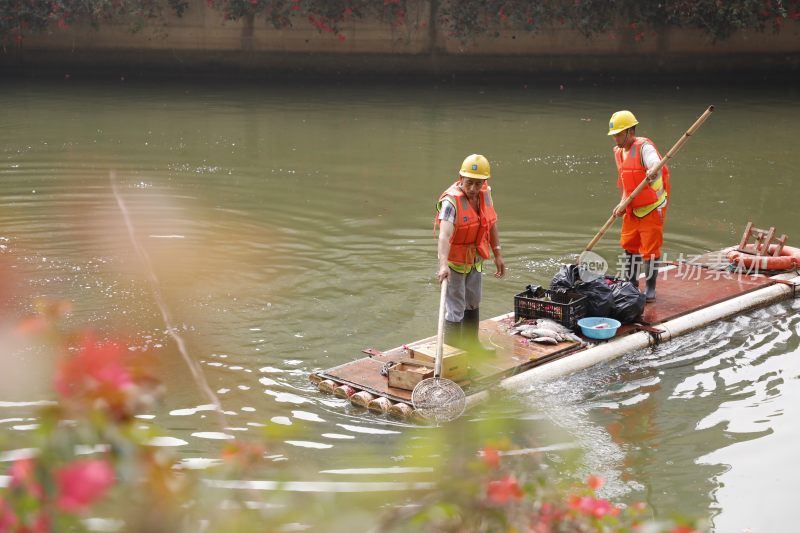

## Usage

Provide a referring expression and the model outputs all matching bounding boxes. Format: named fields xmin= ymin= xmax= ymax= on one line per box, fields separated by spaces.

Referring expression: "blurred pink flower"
xmin=9 ymin=458 xmax=43 ymax=498
xmin=56 ymin=335 xmax=133 ymax=395
xmin=586 ymin=475 xmax=604 ymax=490
xmin=569 ymin=495 xmax=620 ymax=518
xmin=530 ymin=501 xmax=566 ymax=532
xmin=487 ymin=475 xmax=524 ymax=504
xmin=29 ymin=512 xmax=51 ymax=533
xmin=480 ymin=446 xmax=500 ymax=468
xmin=632 ymin=501 xmax=647 ymax=511
xmin=670 ymin=527 xmax=701 ymax=533
xmin=55 ymin=459 xmax=115 ymax=514
xmin=0 ymin=497 xmax=19 ymax=530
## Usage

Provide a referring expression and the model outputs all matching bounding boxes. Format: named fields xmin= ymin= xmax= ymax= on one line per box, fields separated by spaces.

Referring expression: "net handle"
xmin=435 ymin=278 xmax=448 ymax=378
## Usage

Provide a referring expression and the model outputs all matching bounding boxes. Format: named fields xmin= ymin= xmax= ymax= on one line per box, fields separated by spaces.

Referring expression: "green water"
xmin=0 ymin=79 xmax=798 ymax=531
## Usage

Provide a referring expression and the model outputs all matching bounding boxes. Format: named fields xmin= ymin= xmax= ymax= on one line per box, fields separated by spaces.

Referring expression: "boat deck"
xmin=321 ymin=320 xmax=583 ymax=404
xmin=311 ymin=262 xmax=778 ymax=414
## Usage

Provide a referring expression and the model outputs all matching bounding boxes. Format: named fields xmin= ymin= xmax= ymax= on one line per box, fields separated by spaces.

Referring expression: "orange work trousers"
xmin=620 ymin=206 xmax=666 ymax=260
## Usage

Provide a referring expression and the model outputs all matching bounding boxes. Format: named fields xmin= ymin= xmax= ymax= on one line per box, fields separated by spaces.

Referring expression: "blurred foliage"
xmin=0 ymin=299 xmax=707 ymax=531
xmin=0 ymin=0 xmax=189 ymax=44
xmin=1 ymin=0 xmax=798 ymax=45
xmin=440 ymin=0 xmax=800 ymax=41
xmin=377 ymin=403 xmax=708 ymax=533
xmin=206 ymin=0 xmax=409 ymax=38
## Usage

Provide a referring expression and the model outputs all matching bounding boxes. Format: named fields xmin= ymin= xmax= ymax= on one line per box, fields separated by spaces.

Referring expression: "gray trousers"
xmin=445 ymin=267 xmax=482 ymax=322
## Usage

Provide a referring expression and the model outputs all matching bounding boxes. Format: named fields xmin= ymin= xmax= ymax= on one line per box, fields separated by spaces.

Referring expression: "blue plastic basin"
xmin=577 ymin=317 xmax=622 ymax=340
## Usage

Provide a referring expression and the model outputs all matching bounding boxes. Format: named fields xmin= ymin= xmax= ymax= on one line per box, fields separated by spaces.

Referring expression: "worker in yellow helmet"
xmin=608 ymin=110 xmax=670 ymax=302
xmin=434 ymin=154 xmax=506 ymax=357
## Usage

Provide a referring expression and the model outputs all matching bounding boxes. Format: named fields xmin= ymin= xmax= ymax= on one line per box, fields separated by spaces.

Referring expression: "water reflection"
xmin=525 ymin=301 xmax=799 ymax=527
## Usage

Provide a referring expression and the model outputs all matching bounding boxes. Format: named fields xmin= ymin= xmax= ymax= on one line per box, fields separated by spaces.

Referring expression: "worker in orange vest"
xmin=609 ymin=110 xmax=670 ymax=302
xmin=435 ymin=154 xmax=506 ymax=356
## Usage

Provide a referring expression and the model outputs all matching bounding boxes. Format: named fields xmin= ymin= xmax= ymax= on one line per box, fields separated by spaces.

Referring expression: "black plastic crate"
xmin=513 ymin=287 xmax=587 ymax=329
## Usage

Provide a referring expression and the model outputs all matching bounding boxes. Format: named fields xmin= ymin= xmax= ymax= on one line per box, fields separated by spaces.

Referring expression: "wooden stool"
xmin=737 ymin=222 xmax=788 ymax=257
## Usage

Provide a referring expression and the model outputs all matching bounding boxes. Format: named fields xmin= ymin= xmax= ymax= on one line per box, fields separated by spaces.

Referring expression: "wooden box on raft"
xmin=409 ymin=341 xmax=469 ymax=382
xmin=387 ymin=362 xmax=434 ymax=390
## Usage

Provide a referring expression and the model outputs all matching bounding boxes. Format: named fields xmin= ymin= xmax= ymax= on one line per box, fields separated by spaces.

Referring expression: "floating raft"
xmin=310 ymin=255 xmax=799 ymax=419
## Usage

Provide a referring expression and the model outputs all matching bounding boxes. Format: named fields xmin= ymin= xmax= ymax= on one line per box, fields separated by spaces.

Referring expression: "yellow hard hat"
xmin=607 ymin=110 xmax=639 ymax=135
xmin=459 ymin=154 xmax=491 ymax=180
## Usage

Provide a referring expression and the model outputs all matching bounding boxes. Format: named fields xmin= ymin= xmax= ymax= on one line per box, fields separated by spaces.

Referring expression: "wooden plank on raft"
xmin=639 ymin=267 xmax=775 ymax=325
xmin=320 ymin=330 xmax=582 ymax=403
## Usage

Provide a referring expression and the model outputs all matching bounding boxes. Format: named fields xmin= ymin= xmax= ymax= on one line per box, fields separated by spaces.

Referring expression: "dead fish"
xmin=511 ymin=323 xmax=558 ymax=334
xmin=533 ymin=318 xmax=572 ymax=334
xmin=530 ymin=327 xmax=562 ymax=338
xmin=533 ymin=319 xmax=584 ymax=342
xmin=520 ymin=328 xmax=562 ymax=340
xmin=530 ymin=336 xmax=559 ymax=345
xmin=512 ymin=325 xmax=551 ymax=337
xmin=512 ymin=319 xmax=583 ymax=344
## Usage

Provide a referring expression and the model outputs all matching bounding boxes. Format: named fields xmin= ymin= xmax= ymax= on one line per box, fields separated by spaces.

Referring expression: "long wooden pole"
xmin=434 ymin=278 xmax=448 ymax=378
xmin=583 ymin=105 xmax=715 ymax=253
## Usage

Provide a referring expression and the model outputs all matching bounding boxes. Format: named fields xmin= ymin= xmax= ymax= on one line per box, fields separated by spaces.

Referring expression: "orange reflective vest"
xmin=435 ymin=181 xmax=498 ymax=267
xmin=614 ymin=137 xmax=670 ymax=217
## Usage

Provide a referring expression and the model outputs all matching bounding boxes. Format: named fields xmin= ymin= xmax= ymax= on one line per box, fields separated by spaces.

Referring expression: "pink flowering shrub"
xmin=441 ymin=0 xmax=800 ymax=42
xmin=378 ymin=434 xmax=707 ymax=533
xmin=55 ymin=336 xmax=134 ymax=412
xmin=0 ymin=0 xmax=189 ymax=45
xmin=4 ymin=0 xmax=795 ymax=45
xmin=206 ymin=0 xmax=409 ymax=38
xmin=0 ymin=303 xmax=164 ymax=530
xmin=0 ymin=300 xmax=289 ymax=531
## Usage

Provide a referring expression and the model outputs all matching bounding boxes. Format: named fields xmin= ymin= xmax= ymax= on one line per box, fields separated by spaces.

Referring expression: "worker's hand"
xmin=437 ymin=265 xmax=450 ymax=283
xmin=612 ymin=204 xmax=625 ymax=218
xmin=494 ymin=256 xmax=506 ymax=279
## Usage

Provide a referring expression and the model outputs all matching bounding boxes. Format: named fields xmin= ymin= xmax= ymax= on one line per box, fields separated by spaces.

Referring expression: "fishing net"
xmin=412 ymin=377 xmax=466 ymax=424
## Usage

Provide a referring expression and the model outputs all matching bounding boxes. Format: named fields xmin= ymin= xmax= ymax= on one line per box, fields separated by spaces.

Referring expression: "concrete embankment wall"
xmin=2 ymin=0 xmax=798 ymax=78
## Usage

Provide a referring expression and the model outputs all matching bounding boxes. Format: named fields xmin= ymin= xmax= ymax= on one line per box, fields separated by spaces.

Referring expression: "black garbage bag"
xmin=550 ymin=264 xmax=581 ymax=291
xmin=610 ymin=280 xmax=646 ymax=324
xmin=550 ymin=265 xmax=615 ymax=318
xmin=575 ymin=278 xmax=615 ymax=317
